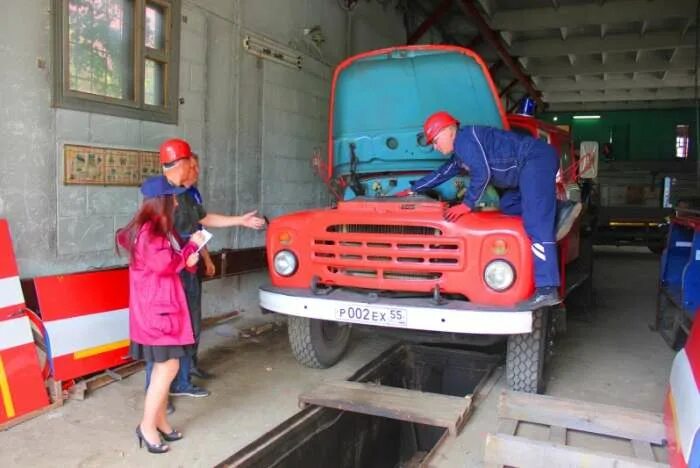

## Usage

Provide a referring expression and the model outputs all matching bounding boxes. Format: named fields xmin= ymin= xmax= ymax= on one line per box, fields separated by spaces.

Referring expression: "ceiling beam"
xmin=488 ymin=59 xmax=504 ymax=76
xmin=544 ymin=88 xmax=696 ymax=103
xmin=668 ymin=48 xmax=680 ymax=63
xmin=509 ymin=31 xmax=695 ymax=58
xmin=456 ymin=0 xmax=542 ymax=107
xmin=410 ymin=0 xmax=460 ymax=45
xmin=499 ymin=78 xmax=519 ymax=97
xmin=468 ymin=33 xmax=484 ymax=48
xmin=538 ymin=75 xmax=696 ymax=92
xmin=489 ymin=0 xmax=695 ymax=31
xmin=559 ymin=26 xmax=567 ymax=41
xmin=499 ymin=31 xmax=512 ymax=47
xmin=681 ymin=18 xmax=694 ymax=38
xmin=546 ymin=100 xmax=695 ymax=112
xmin=407 ymin=0 xmax=454 ymax=45
xmin=529 ymin=57 xmax=695 ymax=77
xmin=475 ymin=0 xmax=493 ymax=17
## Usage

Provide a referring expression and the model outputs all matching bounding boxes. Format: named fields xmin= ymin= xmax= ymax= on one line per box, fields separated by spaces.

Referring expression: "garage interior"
xmin=0 ymin=0 xmax=698 ymax=467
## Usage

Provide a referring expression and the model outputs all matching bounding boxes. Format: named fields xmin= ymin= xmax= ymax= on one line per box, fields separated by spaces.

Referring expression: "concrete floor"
xmin=0 ymin=247 xmax=676 ymax=467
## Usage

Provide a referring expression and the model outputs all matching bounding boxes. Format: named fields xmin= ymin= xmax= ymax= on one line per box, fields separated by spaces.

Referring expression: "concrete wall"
xmin=0 ymin=0 xmax=407 ymax=324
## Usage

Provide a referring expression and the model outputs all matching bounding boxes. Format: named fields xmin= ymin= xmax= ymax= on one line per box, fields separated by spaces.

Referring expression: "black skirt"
xmin=129 ymin=342 xmax=193 ymax=363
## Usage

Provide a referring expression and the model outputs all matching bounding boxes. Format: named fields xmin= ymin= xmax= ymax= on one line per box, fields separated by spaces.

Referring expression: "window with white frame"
xmin=676 ymin=124 xmax=690 ymax=159
xmin=52 ymin=0 xmax=181 ymax=123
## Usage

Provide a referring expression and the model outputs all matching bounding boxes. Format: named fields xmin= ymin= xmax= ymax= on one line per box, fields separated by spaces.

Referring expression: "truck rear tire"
xmin=288 ymin=316 xmax=351 ymax=368
xmin=506 ymin=308 xmax=548 ymax=394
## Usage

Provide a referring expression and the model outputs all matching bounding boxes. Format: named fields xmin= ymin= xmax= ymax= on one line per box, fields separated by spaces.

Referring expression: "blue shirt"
xmin=411 ymin=125 xmax=540 ymax=209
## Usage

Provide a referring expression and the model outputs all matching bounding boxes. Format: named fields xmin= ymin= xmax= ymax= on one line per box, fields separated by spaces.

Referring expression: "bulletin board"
xmin=63 ymin=144 xmax=161 ymax=186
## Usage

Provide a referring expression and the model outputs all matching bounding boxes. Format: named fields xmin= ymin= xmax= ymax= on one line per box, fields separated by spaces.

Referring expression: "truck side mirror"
xmin=579 ymin=141 xmax=599 ymax=179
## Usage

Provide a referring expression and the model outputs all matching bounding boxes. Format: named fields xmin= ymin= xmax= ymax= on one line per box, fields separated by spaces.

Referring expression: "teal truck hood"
xmin=331 ymin=46 xmax=506 ymax=177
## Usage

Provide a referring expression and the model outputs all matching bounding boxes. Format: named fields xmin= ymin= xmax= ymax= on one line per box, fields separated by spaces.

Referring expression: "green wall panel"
xmin=540 ymin=108 xmax=696 ymax=161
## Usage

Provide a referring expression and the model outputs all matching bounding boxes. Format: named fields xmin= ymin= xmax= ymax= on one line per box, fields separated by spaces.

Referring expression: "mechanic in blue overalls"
xmin=396 ymin=111 xmax=581 ymax=308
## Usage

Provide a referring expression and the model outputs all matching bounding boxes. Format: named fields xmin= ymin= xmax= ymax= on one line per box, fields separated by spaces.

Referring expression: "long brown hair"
xmin=116 ymin=196 xmax=177 ymax=257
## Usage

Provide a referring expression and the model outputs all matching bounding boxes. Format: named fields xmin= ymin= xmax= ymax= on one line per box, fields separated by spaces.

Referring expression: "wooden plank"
xmin=498 ymin=391 xmax=665 ymax=444
xmin=493 ymin=418 xmax=519 ymax=468
xmin=471 ymin=365 xmax=501 ymax=406
xmin=402 ymin=451 xmax=427 ymax=467
xmin=549 ymin=425 xmax=567 ymax=445
xmin=85 ymin=361 xmax=145 ymax=394
xmin=299 ymin=381 xmax=471 ymax=435
xmin=484 ymin=433 xmax=669 ymax=468
xmin=498 ymin=418 xmax=519 ymax=435
xmin=202 ymin=310 xmax=240 ymax=329
xmin=632 ymin=440 xmax=656 ymax=461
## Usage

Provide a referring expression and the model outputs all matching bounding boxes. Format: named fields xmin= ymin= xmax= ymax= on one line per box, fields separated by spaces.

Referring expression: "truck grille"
xmin=313 ymin=224 xmax=462 ymax=284
xmin=327 ymin=224 xmax=442 ymax=236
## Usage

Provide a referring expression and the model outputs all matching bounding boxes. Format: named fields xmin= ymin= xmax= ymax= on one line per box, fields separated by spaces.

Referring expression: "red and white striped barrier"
xmin=0 ymin=220 xmax=50 ymax=424
xmin=35 ymin=268 xmax=131 ymax=382
xmin=666 ymin=319 xmax=700 ymax=468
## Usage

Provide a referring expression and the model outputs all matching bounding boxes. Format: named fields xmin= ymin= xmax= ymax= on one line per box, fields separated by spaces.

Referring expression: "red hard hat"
xmin=423 ymin=111 xmax=458 ymax=144
xmin=159 ymin=138 xmax=193 ymax=165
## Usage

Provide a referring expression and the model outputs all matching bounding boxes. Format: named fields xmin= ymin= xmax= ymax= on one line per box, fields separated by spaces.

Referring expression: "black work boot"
xmin=518 ymin=286 xmax=562 ymax=309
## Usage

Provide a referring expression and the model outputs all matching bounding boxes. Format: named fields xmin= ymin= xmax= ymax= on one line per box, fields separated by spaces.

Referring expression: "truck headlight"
xmin=274 ymin=250 xmax=297 ymax=276
xmin=484 ymin=260 xmax=515 ymax=292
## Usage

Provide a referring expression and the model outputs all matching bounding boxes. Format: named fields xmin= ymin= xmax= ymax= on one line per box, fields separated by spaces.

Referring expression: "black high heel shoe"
xmin=158 ymin=428 xmax=183 ymax=442
xmin=135 ymin=425 xmax=169 ymax=454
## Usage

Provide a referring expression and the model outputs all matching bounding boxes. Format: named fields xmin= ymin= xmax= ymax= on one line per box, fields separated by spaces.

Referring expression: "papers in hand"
xmin=195 ymin=229 xmax=213 ymax=252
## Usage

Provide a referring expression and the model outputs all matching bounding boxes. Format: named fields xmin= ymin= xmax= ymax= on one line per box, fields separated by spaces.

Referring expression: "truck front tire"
xmin=506 ymin=308 xmax=548 ymax=394
xmin=288 ymin=316 xmax=351 ymax=368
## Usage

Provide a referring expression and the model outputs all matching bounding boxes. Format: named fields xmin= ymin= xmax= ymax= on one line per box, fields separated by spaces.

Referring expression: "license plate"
xmin=335 ymin=304 xmax=407 ymax=327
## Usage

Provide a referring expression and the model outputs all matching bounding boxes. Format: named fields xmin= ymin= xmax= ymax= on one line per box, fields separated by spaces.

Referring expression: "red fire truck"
xmin=260 ymin=45 xmax=593 ymax=393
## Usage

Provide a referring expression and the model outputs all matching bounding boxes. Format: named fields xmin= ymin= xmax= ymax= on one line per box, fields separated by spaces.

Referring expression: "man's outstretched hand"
xmin=241 ymin=210 xmax=266 ymax=229
xmin=444 ymin=204 xmax=471 ymax=222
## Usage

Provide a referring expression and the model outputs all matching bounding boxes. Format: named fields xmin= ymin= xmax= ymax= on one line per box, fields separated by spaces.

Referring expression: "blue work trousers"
xmin=499 ymin=142 xmax=560 ymax=288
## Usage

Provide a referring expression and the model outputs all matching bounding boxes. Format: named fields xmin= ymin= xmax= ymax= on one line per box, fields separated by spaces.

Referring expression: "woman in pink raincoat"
xmin=117 ymin=175 xmax=205 ymax=454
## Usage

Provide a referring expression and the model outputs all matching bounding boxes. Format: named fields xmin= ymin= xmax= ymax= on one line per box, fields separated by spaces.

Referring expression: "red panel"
xmin=34 ymin=268 xmax=129 ymax=321
xmin=52 ymin=346 xmax=131 ymax=381
xmin=686 ymin=320 xmax=700 ymax=390
xmin=0 ymin=220 xmax=20 ymax=279
xmin=0 ymin=343 xmax=50 ymax=423
xmin=0 ymin=303 xmax=25 ymax=322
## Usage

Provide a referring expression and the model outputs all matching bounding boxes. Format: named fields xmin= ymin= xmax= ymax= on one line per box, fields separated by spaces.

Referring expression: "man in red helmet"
xmin=160 ymin=138 xmax=193 ymax=187
xmin=396 ymin=111 xmax=581 ymax=309
xmin=149 ymin=139 xmax=265 ymax=405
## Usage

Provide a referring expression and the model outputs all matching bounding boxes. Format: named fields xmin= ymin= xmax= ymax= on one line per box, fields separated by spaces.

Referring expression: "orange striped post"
xmin=0 ymin=220 xmax=50 ymax=425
